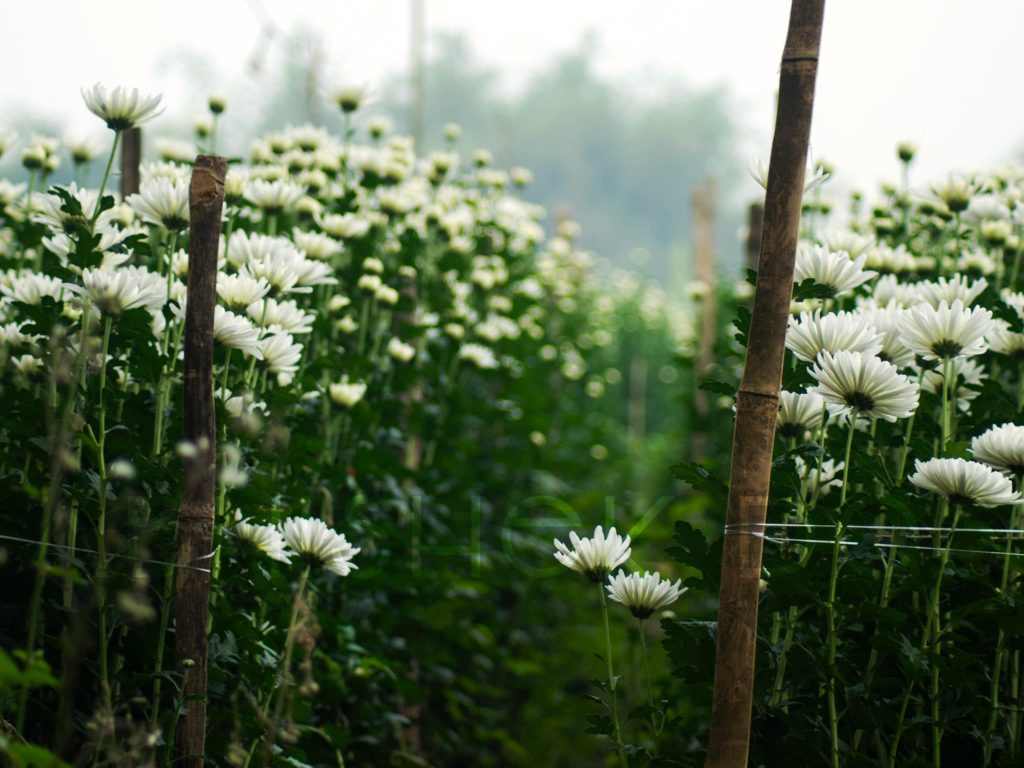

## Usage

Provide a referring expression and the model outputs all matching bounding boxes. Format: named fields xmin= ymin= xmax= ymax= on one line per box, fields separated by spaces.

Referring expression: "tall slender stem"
xmin=91 ymin=131 xmax=121 ymax=226
xmin=95 ymin=315 xmax=114 ymax=712
xmin=984 ymin=507 xmax=1018 ymax=765
xmin=599 ymin=583 xmax=628 ymax=767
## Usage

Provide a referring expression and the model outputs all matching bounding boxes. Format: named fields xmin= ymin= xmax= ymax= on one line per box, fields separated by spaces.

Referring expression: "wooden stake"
xmin=174 ymin=154 xmax=226 ymax=768
xmin=704 ymin=3 xmax=824 ymax=767
xmin=745 ymin=201 xmax=764 ymax=272
xmin=691 ymin=178 xmax=717 ymax=460
xmin=120 ymin=128 xmax=141 ymax=198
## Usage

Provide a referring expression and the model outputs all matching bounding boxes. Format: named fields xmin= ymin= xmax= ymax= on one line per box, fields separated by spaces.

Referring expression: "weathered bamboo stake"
xmin=120 ymin=128 xmax=141 ymax=198
xmin=745 ymin=202 xmax=764 ymax=272
xmin=174 ymin=154 xmax=226 ymax=768
xmin=704 ymin=3 xmax=825 ymax=767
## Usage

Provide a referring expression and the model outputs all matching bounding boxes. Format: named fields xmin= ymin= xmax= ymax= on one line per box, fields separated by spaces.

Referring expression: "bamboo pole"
xmin=745 ymin=201 xmax=764 ymax=272
xmin=704 ymin=3 xmax=825 ymax=767
xmin=174 ymin=154 xmax=226 ymax=768
xmin=120 ymin=128 xmax=141 ymax=198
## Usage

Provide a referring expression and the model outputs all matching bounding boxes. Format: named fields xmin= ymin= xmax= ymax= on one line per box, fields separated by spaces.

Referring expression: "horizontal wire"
xmin=733 ymin=530 xmax=1024 ymax=558
xmin=0 ymin=532 xmax=214 ymax=573
xmin=727 ymin=522 xmax=1024 ymax=535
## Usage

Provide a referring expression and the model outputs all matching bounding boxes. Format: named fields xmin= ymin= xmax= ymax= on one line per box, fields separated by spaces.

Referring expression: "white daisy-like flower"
xmin=987 ymin=319 xmax=1024 ymax=358
xmin=909 ymin=458 xmax=1023 ymax=507
xmin=795 ymin=456 xmax=845 ymax=500
xmin=70 ymin=266 xmax=166 ymax=315
xmin=217 ymin=272 xmax=271 ymax=310
xmin=749 ymin=155 xmax=830 ymax=193
xmin=859 ymin=304 xmax=915 ymax=368
xmin=0 ymin=272 xmax=63 ymax=305
xmin=127 ymin=177 xmax=189 ymax=231
xmin=243 ymin=178 xmax=305 ymax=212
xmin=458 ymin=342 xmax=499 ymax=369
xmin=606 ymin=571 xmax=686 ymax=619
xmin=30 ymin=183 xmax=100 ymax=231
xmin=902 ymin=299 xmax=994 ymax=360
xmin=971 ymin=424 xmax=1024 ymax=475
xmin=871 ymin=274 xmax=920 ymax=308
xmin=65 ymin=134 xmax=103 ymax=165
xmin=214 ymin=306 xmax=263 ymax=358
xmin=155 ymin=138 xmax=196 ymax=164
xmin=81 ymin=84 xmax=164 ymax=130
xmin=785 ymin=311 xmax=882 ymax=363
xmin=810 ymin=350 xmax=919 ymax=422
xmin=259 ymin=333 xmax=302 ymax=384
xmin=863 ymin=244 xmax=917 ymax=274
xmin=553 ymin=525 xmax=632 ymax=581
xmin=777 ymin=390 xmax=825 ymax=439
xmin=238 ymin=238 xmax=311 ymax=295
xmin=234 ymin=516 xmax=291 ymax=563
xmin=919 ymin=357 xmax=986 ymax=413
xmin=914 ymin=275 xmax=988 ymax=308
xmin=387 ymin=337 xmax=416 ymax=362
xmin=292 ymin=229 xmax=342 ymax=261
xmin=247 ymin=297 xmax=315 ymax=335
xmin=317 ymin=212 xmax=372 ymax=239
xmin=793 ymin=243 xmax=876 ymax=298
xmin=280 ymin=517 xmax=360 ymax=576
xmin=357 ymin=274 xmax=382 ymax=293
xmin=328 ymin=376 xmax=367 ymax=408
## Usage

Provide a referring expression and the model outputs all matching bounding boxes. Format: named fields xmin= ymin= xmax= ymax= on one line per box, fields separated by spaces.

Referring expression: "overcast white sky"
xmin=2 ymin=1 xmax=1021 ymax=198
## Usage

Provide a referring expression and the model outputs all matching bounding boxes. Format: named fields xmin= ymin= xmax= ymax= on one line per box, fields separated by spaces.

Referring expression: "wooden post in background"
xmin=691 ymin=178 xmax=717 ymax=459
xmin=174 ymin=155 xmax=226 ymax=768
xmin=745 ymin=201 xmax=764 ymax=272
xmin=120 ymin=128 xmax=141 ymax=198
xmin=704 ymin=2 xmax=825 ymax=767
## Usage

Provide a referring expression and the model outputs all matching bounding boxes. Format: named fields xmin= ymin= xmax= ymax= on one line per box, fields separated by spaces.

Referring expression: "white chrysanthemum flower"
xmin=214 ymin=306 xmax=263 ymax=358
xmin=919 ymin=357 xmax=986 ymax=413
xmin=785 ymin=311 xmax=882 ymax=363
xmin=958 ymin=249 xmax=998 ymax=276
xmin=259 ymin=333 xmax=302 ymax=384
xmin=155 ymin=138 xmax=196 ymax=164
xmin=909 ymin=458 xmax=1023 ymax=507
xmin=810 ymin=350 xmax=919 ymax=422
xmin=863 ymin=243 xmax=916 ymax=274
xmin=859 ymin=304 xmax=915 ymax=368
xmin=972 ymin=424 xmax=1024 ymax=474
xmin=12 ymin=354 xmax=43 ymax=376
xmin=553 ymin=525 xmax=632 ymax=581
xmin=987 ymin=319 xmax=1024 ymax=357
xmin=914 ymin=275 xmax=988 ymax=308
xmin=795 ymin=456 xmax=845 ymax=500
xmin=871 ymin=274 xmax=920 ymax=307
xmin=247 ymin=297 xmax=315 ymax=335
xmin=357 ymin=274 xmax=382 ymax=293
xmin=375 ymin=285 xmax=400 ymax=305
xmin=81 ymin=84 xmax=164 ymax=130
xmin=293 ymin=229 xmax=342 ymax=261
xmin=243 ymin=178 xmax=305 ymax=212
xmin=234 ymin=517 xmax=291 ymax=563
xmin=387 ymin=337 xmax=415 ymax=362
xmin=0 ymin=272 xmax=63 ymax=305
xmin=317 ymin=212 xmax=372 ymax=239
xmin=65 ymin=134 xmax=103 ymax=165
xmin=217 ymin=272 xmax=271 ymax=309
xmin=328 ymin=376 xmax=367 ymax=408
xmin=280 ymin=517 xmax=360 ymax=576
xmin=606 ymin=571 xmax=686 ymax=619
xmin=793 ymin=243 xmax=876 ymax=298
xmin=903 ymin=299 xmax=993 ymax=360
xmin=31 ymin=183 xmax=100 ymax=231
xmin=459 ymin=342 xmax=499 ymax=369
xmin=127 ymin=177 xmax=189 ymax=231
xmin=777 ymin=390 xmax=825 ymax=439
xmin=749 ymin=156 xmax=830 ymax=193
xmin=70 ymin=266 xmax=166 ymax=315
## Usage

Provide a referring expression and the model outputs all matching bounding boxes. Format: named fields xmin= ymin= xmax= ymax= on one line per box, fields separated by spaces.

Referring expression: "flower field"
xmin=7 ymin=7 xmax=1024 ymax=768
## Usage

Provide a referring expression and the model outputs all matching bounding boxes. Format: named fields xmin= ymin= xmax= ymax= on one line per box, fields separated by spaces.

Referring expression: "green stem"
xmin=599 ymin=583 xmax=628 ymax=767
xmin=150 ymin=561 xmax=176 ymax=725
xmin=984 ymin=513 xmax=1017 ymax=765
xmin=96 ymin=315 xmax=114 ymax=713
xmin=929 ymin=504 xmax=961 ymax=768
xmin=262 ymin=565 xmax=311 ymax=766
xmin=91 ymin=131 xmax=121 ymax=227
